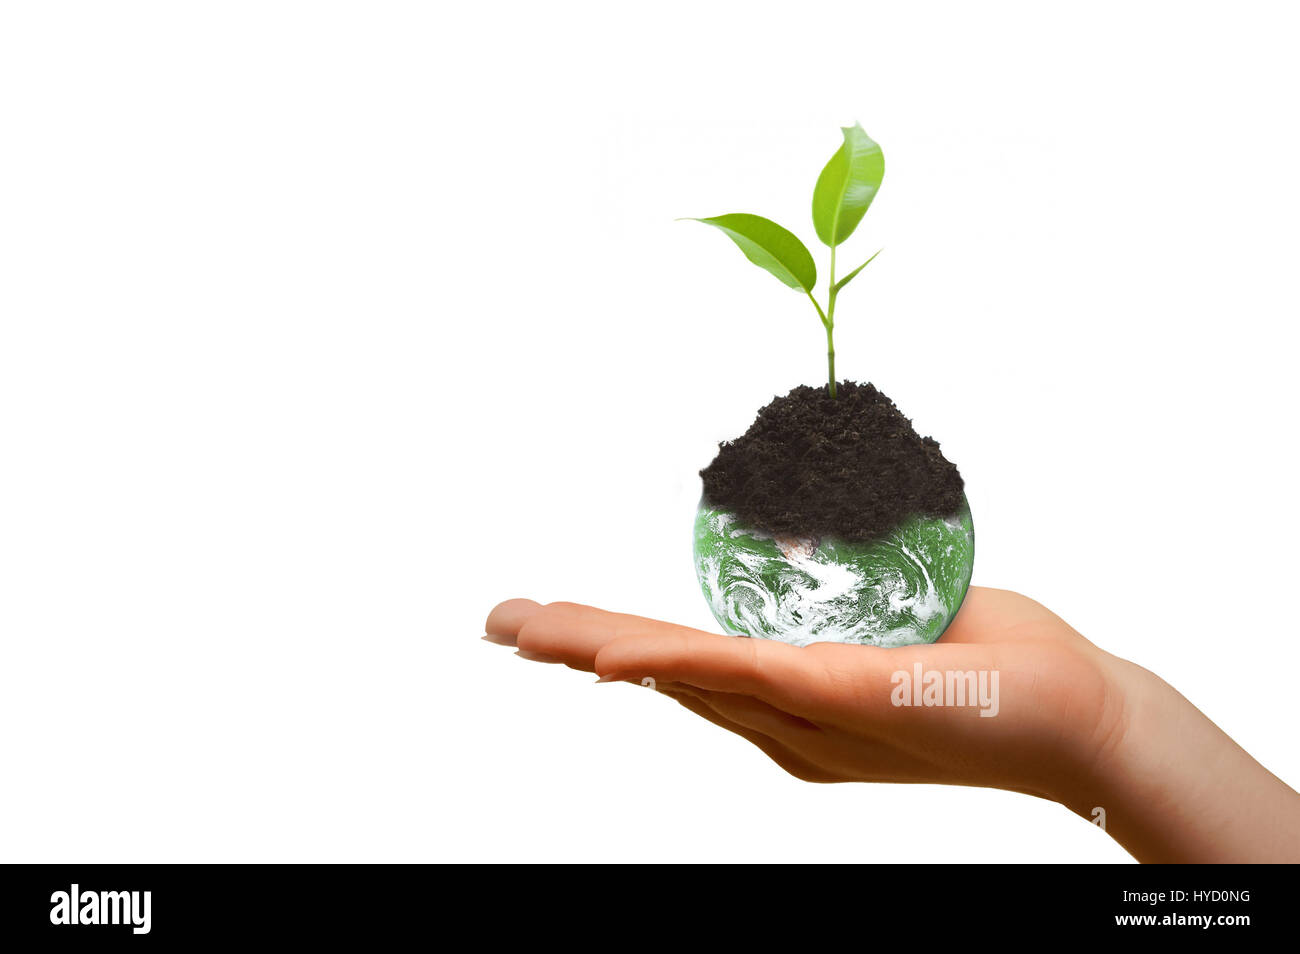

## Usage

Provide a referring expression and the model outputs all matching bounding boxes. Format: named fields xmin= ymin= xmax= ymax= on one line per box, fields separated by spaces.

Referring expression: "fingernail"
xmin=515 ymin=649 xmax=564 ymax=664
xmin=594 ymin=673 xmax=623 ymax=683
xmin=482 ymin=633 xmax=518 ymax=648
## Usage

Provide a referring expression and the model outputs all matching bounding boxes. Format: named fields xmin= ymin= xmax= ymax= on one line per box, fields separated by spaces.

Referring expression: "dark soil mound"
xmin=700 ymin=381 xmax=965 ymax=543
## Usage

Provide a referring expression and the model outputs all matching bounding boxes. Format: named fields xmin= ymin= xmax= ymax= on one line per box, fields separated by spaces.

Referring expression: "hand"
xmin=485 ymin=587 xmax=1300 ymax=862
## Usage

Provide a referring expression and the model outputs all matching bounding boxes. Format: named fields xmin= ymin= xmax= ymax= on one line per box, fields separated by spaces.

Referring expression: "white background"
xmin=2 ymin=2 xmax=1297 ymax=863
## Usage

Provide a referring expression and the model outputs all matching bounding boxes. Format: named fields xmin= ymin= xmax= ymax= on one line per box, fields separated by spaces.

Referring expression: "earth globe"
xmin=693 ymin=499 xmax=974 ymax=647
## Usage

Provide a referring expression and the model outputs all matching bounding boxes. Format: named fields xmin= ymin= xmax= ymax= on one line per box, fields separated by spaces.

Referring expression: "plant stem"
xmin=826 ymin=245 xmax=839 ymax=398
xmin=825 ymin=321 xmax=836 ymax=397
xmin=805 ymin=279 xmax=837 ymax=398
xmin=805 ymin=291 xmax=829 ymax=326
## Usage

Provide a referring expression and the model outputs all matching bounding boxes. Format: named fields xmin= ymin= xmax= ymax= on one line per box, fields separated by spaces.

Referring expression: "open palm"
xmin=485 ymin=588 xmax=1126 ymax=804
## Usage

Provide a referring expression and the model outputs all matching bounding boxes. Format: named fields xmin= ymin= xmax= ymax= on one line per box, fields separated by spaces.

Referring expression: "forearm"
xmin=1060 ymin=655 xmax=1300 ymax=863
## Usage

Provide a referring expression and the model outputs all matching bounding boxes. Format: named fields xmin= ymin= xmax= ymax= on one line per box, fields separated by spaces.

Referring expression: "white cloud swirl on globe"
xmin=693 ymin=501 xmax=974 ymax=647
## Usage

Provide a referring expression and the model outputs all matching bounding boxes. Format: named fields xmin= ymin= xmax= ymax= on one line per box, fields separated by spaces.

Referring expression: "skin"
xmin=484 ymin=587 xmax=1300 ymax=863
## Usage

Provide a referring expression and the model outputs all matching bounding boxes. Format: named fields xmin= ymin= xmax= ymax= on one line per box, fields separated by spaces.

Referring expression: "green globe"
xmin=693 ymin=499 xmax=974 ymax=647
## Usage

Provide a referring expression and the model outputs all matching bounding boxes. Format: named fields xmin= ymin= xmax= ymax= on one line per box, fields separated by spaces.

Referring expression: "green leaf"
xmin=833 ymin=248 xmax=883 ymax=293
xmin=684 ymin=213 xmax=817 ymax=292
xmin=812 ymin=123 xmax=885 ymax=247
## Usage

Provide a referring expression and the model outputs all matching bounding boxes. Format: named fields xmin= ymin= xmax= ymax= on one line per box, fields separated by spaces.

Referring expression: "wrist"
xmin=1030 ymin=647 xmax=1147 ymax=821
xmin=1055 ymin=650 xmax=1300 ymax=862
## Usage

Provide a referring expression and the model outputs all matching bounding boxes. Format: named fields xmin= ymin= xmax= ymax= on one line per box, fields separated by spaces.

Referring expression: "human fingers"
xmin=672 ymin=685 xmax=825 ymax=752
xmin=515 ymin=602 xmax=719 ymax=673
xmin=659 ymin=687 xmax=845 ymax=783
xmin=594 ymin=628 xmax=861 ymax=723
xmin=483 ymin=598 xmax=543 ymax=646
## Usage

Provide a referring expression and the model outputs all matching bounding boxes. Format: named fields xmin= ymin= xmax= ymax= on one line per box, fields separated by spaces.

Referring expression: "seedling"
xmin=684 ymin=123 xmax=885 ymax=399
